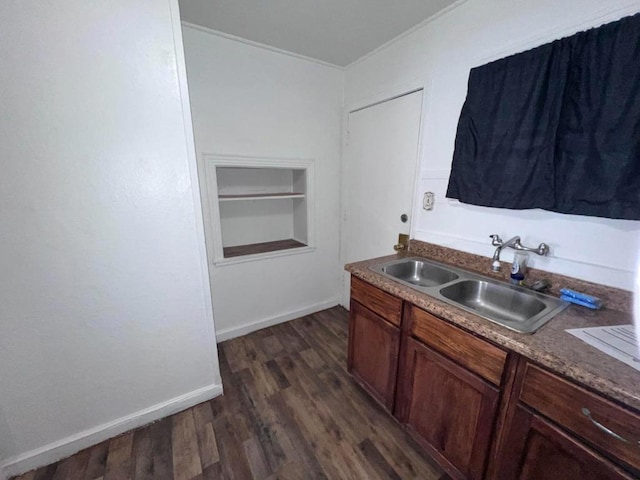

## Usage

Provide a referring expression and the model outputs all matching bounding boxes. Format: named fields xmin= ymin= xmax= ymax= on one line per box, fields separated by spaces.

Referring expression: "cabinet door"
xmin=518 ymin=363 xmax=640 ymax=473
xmin=348 ymin=300 xmax=401 ymax=411
xmin=498 ymin=405 xmax=633 ymax=480
xmin=396 ymin=337 xmax=499 ymax=480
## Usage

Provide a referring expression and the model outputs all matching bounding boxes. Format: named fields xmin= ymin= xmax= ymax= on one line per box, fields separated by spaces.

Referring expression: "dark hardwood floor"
xmin=12 ymin=307 xmax=444 ymax=480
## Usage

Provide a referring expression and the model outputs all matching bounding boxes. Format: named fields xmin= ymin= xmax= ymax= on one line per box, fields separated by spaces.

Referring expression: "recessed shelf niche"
xmin=203 ymin=155 xmax=315 ymax=264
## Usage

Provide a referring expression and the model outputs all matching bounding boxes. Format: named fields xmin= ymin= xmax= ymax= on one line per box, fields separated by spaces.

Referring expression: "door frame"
xmin=339 ymin=83 xmax=430 ymax=307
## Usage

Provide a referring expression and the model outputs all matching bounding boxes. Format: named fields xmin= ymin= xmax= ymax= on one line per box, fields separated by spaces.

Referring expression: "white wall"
xmin=0 ymin=1 xmax=221 ymax=477
xmin=345 ymin=0 xmax=640 ymax=291
xmin=182 ymin=25 xmax=344 ymax=339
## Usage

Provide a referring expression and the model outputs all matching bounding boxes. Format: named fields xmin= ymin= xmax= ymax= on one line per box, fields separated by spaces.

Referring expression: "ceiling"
xmin=178 ymin=0 xmax=460 ymax=67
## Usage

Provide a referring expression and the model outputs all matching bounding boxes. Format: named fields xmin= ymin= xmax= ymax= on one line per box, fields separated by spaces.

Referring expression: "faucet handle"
xmin=538 ymin=243 xmax=549 ymax=256
xmin=529 ymin=279 xmax=551 ymax=292
xmin=489 ymin=234 xmax=502 ymax=246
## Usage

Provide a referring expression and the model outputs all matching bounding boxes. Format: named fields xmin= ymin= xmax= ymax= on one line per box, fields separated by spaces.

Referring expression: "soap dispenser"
xmin=511 ymin=252 xmax=528 ymax=285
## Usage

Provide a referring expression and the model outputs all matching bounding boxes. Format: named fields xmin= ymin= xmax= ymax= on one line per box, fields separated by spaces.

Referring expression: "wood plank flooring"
xmin=12 ymin=307 xmax=445 ymax=480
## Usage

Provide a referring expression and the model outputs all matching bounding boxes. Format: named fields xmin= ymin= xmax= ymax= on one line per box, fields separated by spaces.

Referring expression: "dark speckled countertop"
xmin=346 ymin=245 xmax=640 ymax=412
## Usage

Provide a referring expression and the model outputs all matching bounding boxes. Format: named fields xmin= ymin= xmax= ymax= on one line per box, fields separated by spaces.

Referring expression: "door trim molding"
xmin=349 ymin=88 xmax=423 ymax=114
xmin=340 ymin=88 xmax=425 ymax=306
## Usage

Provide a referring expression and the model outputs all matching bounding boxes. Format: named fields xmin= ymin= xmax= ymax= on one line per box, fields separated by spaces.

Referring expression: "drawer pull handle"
xmin=581 ymin=408 xmax=637 ymax=445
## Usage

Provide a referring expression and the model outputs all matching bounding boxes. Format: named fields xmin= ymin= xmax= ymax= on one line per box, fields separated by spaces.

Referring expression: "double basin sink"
xmin=371 ymin=257 xmax=568 ymax=334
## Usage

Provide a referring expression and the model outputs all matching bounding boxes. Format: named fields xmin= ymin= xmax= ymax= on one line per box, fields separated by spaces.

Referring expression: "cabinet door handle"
xmin=581 ymin=408 xmax=639 ymax=446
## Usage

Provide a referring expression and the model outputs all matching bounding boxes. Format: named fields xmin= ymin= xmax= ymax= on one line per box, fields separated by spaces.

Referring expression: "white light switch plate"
xmin=423 ymin=192 xmax=435 ymax=210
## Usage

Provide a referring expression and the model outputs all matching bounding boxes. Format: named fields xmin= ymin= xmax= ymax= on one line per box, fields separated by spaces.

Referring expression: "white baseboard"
xmin=215 ymin=298 xmax=341 ymax=342
xmin=0 ymin=383 xmax=223 ymax=480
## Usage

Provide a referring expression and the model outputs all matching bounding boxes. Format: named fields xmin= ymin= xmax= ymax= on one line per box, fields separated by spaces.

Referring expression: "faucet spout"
xmin=489 ymin=234 xmax=547 ymax=272
xmin=491 ymin=258 xmax=502 ymax=272
xmin=490 ymin=235 xmax=519 ymax=271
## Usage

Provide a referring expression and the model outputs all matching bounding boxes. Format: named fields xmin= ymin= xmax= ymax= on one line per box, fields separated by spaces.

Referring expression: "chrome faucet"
xmin=489 ymin=234 xmax=549 ymax=272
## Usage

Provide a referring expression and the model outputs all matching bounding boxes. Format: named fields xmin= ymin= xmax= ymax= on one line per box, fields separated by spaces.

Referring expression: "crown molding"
xmin=181 ymin=21 xmax=344 ymax=70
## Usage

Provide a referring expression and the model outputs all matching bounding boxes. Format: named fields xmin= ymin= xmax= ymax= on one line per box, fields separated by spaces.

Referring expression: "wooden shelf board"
xmin=223 ymin=239 xmax=307 ymax=258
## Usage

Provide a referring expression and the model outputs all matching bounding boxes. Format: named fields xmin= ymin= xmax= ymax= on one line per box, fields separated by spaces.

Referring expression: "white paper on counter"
xmin=566 ymin=324 xmax=640 ymax=372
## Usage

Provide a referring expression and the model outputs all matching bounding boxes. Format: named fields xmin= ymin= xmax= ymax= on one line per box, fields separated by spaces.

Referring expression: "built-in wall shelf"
xmin=202 ymin=154 xmax=315 ymax=265
xmin=219 ymin=193 xmax=305 ymax=201
xmin=223 ymin=239 xmax=307 ymax=258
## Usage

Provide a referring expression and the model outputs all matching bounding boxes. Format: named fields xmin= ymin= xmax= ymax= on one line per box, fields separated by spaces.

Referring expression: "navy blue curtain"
xmin=446 ymin=13 xmax=640 ymax=220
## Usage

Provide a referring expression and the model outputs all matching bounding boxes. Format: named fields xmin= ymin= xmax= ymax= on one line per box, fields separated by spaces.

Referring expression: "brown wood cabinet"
xmin=518 ymin=363 xmax=640 ymax=473
xmin=489 ymin=359 xmax=640 ymax=480
xmin=350 ymin=276 xmax=402 ymax=326
xmin=396 ymin=337 xmax=500 ymax=480
xmin=347 ymin=276 xmax=640 ymax=479
xmin=493 ymin=404 xmax=633 ymax=480
xmin=408 ymin=305 xmax=508 ymax=386
xmin=348 ymin=278 xmax=403 ymax=411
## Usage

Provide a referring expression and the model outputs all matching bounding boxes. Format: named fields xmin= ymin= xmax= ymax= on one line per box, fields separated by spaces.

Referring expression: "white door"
xmin=341 ymin=90 xmax=423 ymax=307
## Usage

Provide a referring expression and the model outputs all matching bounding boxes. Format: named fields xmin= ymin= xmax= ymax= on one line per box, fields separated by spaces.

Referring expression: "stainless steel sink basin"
xmin=381 ymin=259 xmax=459 ymax=287
xmin=371 ymin=257 xmax=568 ymax=334
xmin=439 ymin=279 xmax=559 ymax=333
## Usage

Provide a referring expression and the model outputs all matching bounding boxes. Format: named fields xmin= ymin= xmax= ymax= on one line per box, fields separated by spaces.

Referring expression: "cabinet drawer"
xmin=520 ymin=363 xmax=640 ymax=472
xmin=351 ymin=276 xmax=402 ymax=327
xmin=409 ymin=306 xmax=507 ymax=386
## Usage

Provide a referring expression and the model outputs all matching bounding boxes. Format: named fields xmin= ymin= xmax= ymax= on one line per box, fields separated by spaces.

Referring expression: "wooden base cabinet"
xmin=489 ymin=359 xmax=640 ymax=480
xmin=348 ymin=300 xmax=400 ymax=411
xmin=348 ymin=277 xmax=404 ymax=411
xmin=494 ymin=405 xmax=633 ymax=480
xmin=348 ymin=277 xmax=508 ymax=479
xmin=396 ymin=338 xmax=500 ymax=480
xmin=347 ymin=276 xmax=640 ymax=479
